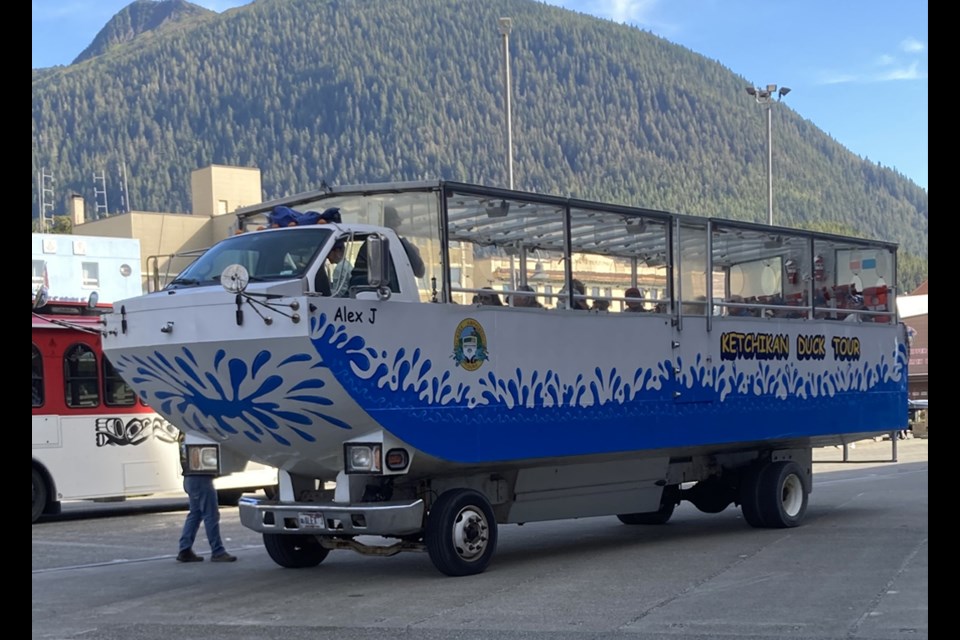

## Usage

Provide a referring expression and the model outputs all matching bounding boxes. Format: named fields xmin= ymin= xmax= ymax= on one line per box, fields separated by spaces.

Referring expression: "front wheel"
xmin=263 ymin=533 xmax=330 ymax=568
xmin=425 ymin=489 xmax=498 ymax=577
xmin=756 ymin=461 xmax=809 ymax=528
xmin=217 ymin=488 xmax=244 ymax=507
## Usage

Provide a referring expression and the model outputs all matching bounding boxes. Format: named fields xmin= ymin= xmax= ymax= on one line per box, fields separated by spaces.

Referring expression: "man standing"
xmin=624 ymin=287 xmax=647 ymax=312
xmin=328 ymin=239 xmax=353 ymax=297
xmin=176 ymin=432 xmax=237 ymax=563
xmin=383 ymin=205 xmax=426 ymax=278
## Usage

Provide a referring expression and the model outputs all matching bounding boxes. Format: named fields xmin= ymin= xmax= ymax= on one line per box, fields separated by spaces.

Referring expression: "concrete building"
xmin=71 ymin=165 xmax=262 ymax=293
xmin=31 ymin=233 xmax=143 ymax=304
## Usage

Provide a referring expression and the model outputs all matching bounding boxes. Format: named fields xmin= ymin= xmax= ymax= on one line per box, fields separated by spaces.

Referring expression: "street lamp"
xmin=746 ymin=84 xmax=790 ymax=226
xmin=499 ymin=17 xmax=514 ymax=190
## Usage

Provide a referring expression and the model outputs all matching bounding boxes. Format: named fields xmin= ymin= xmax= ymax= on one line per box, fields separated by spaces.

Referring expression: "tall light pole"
xmin=746 ymin=83 xmax=790 ymax=226
xmin=499 ymin=17 xmax=514 ymax=190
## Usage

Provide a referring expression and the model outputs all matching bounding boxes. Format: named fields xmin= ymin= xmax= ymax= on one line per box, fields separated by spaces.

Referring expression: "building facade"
xmin=70 ymin=165 xmax=262 ymax=293
xmin=31 ymin=234 xmax=142 ymax=304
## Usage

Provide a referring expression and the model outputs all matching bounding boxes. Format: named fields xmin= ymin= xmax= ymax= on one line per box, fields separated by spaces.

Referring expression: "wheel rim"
xmin=450 ymin=506 xmax=490 ymax=562
xmin=780 ymin=474 xmax=804 ymax=517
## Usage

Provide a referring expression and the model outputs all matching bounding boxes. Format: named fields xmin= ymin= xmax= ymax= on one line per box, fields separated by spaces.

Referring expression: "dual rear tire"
xmin=739 ymin=460 xmax=809 ymax=528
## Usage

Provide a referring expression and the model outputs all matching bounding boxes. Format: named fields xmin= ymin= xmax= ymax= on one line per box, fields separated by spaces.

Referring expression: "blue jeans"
xmin=178 ymin=475 xmax=225 ymax=556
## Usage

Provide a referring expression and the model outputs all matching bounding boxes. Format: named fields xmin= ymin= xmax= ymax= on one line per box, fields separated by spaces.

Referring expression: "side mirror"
xmin=33 ymin=285 xmax=49 ymax=310
xmin=87 ymin=291 xmax=99 ymax=309
xmin=366 ymin=235 xmax=392 ymax=292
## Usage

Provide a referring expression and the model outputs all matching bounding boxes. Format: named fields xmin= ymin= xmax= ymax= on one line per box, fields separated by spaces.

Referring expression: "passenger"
xmin=570 ymin=279 xmax=590 ymax=310
xmin=591 ymin=298 xmax=611 ymax=312
xmin=849 ymin=284 xmax=864 ymax=306
xmin=475 ymin=287 xmax=504 ymax=306
xmin=512 ymin=284 xmax=543 ymax=308
xmin=727 ymin=295 xmax=752 ymax=317
xmin=327 ymin=239 xmax=353 ymax=297
xmin=813 ymin=287 xmax=832 ymax=319
xmin=624 ymin=287 xmax=646 ymax=312
xmin=384 ymin=206 xmax=426 ymax=278
xmin=768 ymin=293 xmax=788 ymax=318
xmin=844 ymin=285 xmax=865 ymax=322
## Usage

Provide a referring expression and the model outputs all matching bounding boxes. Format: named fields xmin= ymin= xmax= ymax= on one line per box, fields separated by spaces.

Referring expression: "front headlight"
xmin=344 ymin=443 xmax=382 ymax=474
xmin=186 ymin=444 xmax=220 ymax=474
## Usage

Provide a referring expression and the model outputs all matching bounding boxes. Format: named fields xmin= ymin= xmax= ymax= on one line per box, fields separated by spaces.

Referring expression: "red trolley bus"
xmin=32 ymin=290 xmax=276 ymax=523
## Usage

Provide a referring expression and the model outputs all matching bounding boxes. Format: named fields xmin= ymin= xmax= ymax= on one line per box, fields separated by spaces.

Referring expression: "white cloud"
xmin=818 ymin=61 xmax=925 ymax=85
xmin=604 ymin=0 xmax=660 ymax=24
xmin=900 ymin=38 xmax=925 ymax=53
xmin=817 ymin=37 xmax=927 ymax=86
xmin=818 ymin=72 xmax=858 ymax=85
xmin=877 ymin=61 xmax=925 ymax=81
xmin=543 ymin=0 xmax=661 ymax=26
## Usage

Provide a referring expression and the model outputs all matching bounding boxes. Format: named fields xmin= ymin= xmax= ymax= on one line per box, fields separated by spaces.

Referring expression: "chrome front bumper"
xmin=238 ymin=496 xmax=425 ymax=536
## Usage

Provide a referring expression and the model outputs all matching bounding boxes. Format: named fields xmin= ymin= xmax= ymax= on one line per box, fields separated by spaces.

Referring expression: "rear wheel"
xmin=425 ymin=489 xmax=497 ymax=577
xmin=756 ymin=461 xmax=808 ymax=528
xmin=263 ymin=533 xmax=329 ymax=568
xmin=32 ymin=468 xmax=47 ymax=524
xmin=739 ymin=463 xmax=767 ymax=528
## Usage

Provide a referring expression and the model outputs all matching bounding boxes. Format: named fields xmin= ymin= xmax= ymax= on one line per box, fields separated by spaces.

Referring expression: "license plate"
xmin=297 ymin=512 xmax=325 ymax=529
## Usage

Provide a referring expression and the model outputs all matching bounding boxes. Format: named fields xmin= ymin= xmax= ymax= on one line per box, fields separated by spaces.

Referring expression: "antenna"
xmin=93 ymin=170 xmax=108 ymax=219
xmin=38 ymin=168 xmax=55 ymax=232
xmin=118 ymin=161 xmax=130 ymax=213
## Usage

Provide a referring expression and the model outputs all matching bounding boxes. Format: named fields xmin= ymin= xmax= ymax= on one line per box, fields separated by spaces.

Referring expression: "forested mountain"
xmin=72 ymin=0 xmax=216 ymax=65
xmin=31 ymin=0 xmax=928 ymax=291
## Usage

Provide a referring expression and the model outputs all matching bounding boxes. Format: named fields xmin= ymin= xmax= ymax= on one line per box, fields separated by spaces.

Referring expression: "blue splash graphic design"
xmin=112 ymin=347 xmax=347 ymax=446
xmin=307 ymin=314 xmax=908 ymax=462
xmin=113 ymin=311 xmax=908 ymax=464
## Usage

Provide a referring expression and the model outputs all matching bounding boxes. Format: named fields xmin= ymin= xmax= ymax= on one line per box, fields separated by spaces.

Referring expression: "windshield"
xmin=167 ymin=227 xmax=333 ymax=289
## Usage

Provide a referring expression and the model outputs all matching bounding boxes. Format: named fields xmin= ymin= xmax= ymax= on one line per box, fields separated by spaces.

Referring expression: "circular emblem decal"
xmin=452 ymin=318 xmax=489 ymax=371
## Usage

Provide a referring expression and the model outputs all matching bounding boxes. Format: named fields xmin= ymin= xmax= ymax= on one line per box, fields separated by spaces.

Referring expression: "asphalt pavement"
xmin=33 ymin=436 xmax=929 ymax=640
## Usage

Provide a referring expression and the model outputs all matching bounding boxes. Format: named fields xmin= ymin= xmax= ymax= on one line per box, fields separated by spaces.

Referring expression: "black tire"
xmin=756 ymin=461 xmax=809 ymax=528
xmin=32 ymin=467 xmax=47 ymax=524
xmin=262 ymin=485 xmax=279 ymax=501
xmin=217 ymin=488 xmax=244 ymax=507
xmin=263 ymin=533 xmax=329 ymax=568
xmin=425 ymin=489 xmax=498 ymax=577
xmin=617 ymin=501 xmax=675 ymax=525
xmin=739 ymin=463 xmax=767 ymax=528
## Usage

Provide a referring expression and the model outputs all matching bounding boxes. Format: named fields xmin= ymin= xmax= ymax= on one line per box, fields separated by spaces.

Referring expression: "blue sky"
xmin=32 ymin=0 xmax=927 ymax=190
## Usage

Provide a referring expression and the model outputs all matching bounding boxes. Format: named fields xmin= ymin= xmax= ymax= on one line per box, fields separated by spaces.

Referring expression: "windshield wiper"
xmin=168 ymin=277 xmax=200 ymax=286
